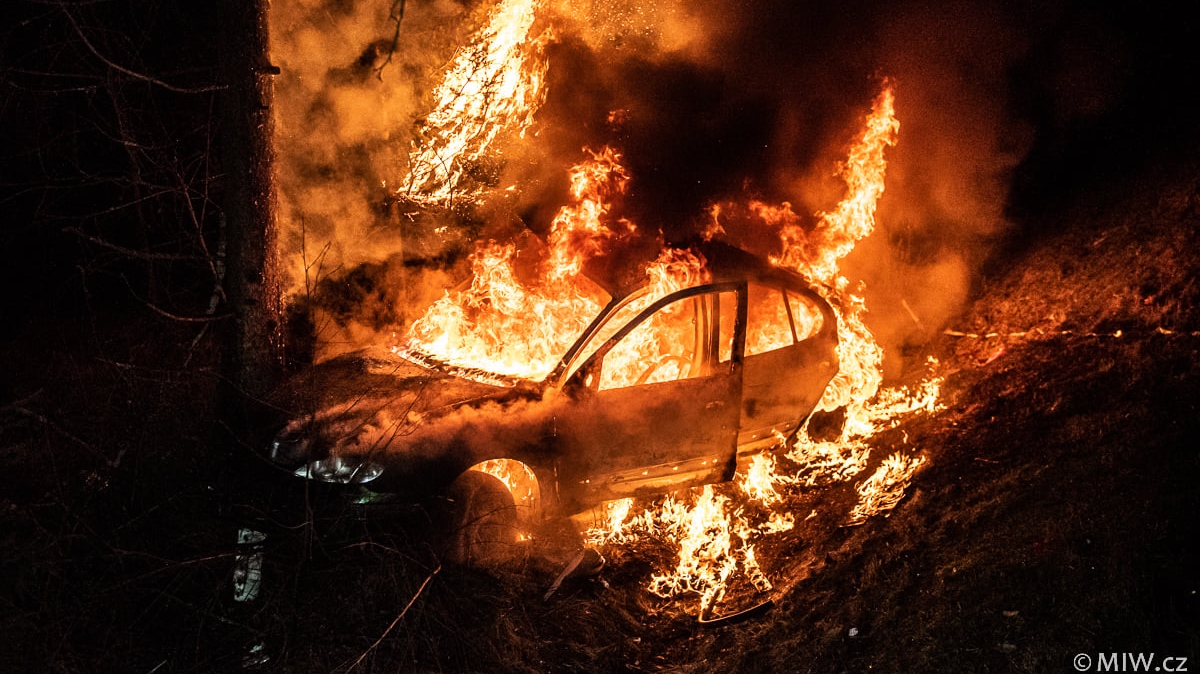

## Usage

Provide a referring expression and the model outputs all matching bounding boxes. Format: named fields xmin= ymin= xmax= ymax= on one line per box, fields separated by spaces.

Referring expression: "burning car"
xmin=267 ymin=241 xmax=839 ymax=536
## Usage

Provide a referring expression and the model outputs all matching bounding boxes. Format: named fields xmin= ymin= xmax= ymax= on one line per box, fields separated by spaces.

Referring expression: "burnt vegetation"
xmin=3 ymin=1 xmax=1199 ymax=672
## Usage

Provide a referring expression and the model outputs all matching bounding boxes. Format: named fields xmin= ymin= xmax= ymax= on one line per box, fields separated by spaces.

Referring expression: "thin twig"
xmin=344 ymin=564 xmax=440 ymax=672
xmin=117 ymin=274 xmax=230 ymax=322
xmin=10 ymin=406 xmax=91 ymax=451
xmin=373 ymin=0 xmax=408 ymax=80
xmin=65 ymin=226 xmax=206 ymax=261
xmin=58 ymin=2 xmax=226 ymax=94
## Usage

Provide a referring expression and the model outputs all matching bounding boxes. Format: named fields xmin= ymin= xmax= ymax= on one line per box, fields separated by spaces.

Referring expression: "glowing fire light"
xmin=386 ymin=0 xmax=938 ymax=616
xmin=545 ymin=146 xmax=631 ymax=283
xmin=774 ymin=87 xmax=900 ymax=285
xmin=584 ymin=487 xmax=772 ymax=613
xmin=582 ymin=85 xmax=945 ymax=615
xmin=647 ymin=486 xmax=738 ymax=611
xmin=473 ymin=458 xmax=539 ymax=511
xmin=596 ymin=248 xmax=711 ymax=390
xmin=770 ymin=86 xmax=899 ymax=423
xmin=847 ymin=453 xmax=927 ymax=525
xmin=398 ymin=147 xmax=712 ymax=384
xmin=737 ymin=453 xmax=792 ymax=508
xmin=398 ymin=148 xmax=631 ymax=380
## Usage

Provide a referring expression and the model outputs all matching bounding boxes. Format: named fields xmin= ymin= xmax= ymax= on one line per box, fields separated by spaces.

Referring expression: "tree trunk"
xmin=218 ymin=0 xmax=281 ymax=404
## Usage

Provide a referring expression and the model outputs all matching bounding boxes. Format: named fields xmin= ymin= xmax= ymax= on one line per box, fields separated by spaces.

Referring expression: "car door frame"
xmin=549 ymin=281 xmax=747 ymax=512
xmin=737 ymin=280 xmax=840 ymax=451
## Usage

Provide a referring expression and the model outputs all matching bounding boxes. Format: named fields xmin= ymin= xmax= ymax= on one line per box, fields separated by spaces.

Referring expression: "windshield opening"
xmin=396 ymin=253 xmax=613 ymax=383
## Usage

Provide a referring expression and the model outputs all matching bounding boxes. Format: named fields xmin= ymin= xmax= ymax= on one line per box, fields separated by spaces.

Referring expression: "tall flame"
xmin=585 ymin=85 xmax=945 ymax=616
xmin=647 ymin=486 xmax=739 ymax=612
xmin=402 ymin=0 xmax=550 ymax=205
xmin=399 ymin=148 xmax=629 ymax=380
xmin=544 ymin=147 xmax=630 ymax=284
xmin=774 ymin=87 xmax=899 ymax=284
xmin=770 ymin=86 xmax=899 ymax=419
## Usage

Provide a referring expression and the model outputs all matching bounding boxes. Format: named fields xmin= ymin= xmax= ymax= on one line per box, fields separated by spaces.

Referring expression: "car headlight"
xmin=295 ymin=455 xmax=383 ymax=484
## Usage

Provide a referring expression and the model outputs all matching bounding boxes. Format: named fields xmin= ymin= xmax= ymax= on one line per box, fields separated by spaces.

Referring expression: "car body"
xmin=267 ymin=242 xmax=839 ymax=518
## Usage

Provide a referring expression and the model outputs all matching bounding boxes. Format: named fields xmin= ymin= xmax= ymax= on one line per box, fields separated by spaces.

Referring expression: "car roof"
xmin=591 ymin=239 xmax=829 ymax=303
xmin=689 ymin=240 xmax=817 ymax=291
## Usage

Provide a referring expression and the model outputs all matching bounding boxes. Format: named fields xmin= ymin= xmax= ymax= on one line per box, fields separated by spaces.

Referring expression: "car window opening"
xmin=599 ymin=293 xmax=707 ymax=391
xmin=786 ymin=289 xmax=824 ymax=341
xmin=746 ymin=284 xmax=793 ymax=356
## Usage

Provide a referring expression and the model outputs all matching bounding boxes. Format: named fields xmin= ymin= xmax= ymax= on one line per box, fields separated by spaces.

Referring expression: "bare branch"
xmin=140 ymin=300 xmax=230 ymax=323
xmin=373 ymin=0 xmax=408 ymax=81
xmin=343 ymin=563 xmax=440 ymax=673
xmin=116 ymin=273 xmax=231 ymax=322
xmin=57 ymin=2 xmax=227 ymax=94
xmin=65 ymin=226 xmax=207 ymax=261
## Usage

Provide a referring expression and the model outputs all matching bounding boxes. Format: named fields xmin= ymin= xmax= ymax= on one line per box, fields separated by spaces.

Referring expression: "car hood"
xmin=267 ymin=346 xmax=535 ymax=477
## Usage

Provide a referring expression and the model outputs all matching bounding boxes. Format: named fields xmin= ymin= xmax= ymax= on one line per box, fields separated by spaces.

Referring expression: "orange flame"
xmin=399 ymin=240 xmax=605 ymax=380
xmin=769 ymin=86 xmax=899 ymax=419
xmin=399 ymin=147 xmax=634 ymax=380
xmin=587 ymin=487 xmax=766 ymax=613
xmin=737 ymin=453 xmax=792 ymax=508
xmin=774 ymin=87 xmax=899 ymax=284
xmin=399 ymin=146 xmax=714 ymax=383
xmin=403 ymin=0 xmax=550 ymax=205
xmin=647 ymin=486 xmax=738 ymax=612
xmin=584 ymin=86 xmax=940 ymax=616
xmin=595 ymin=248 xmax=711 ymax=390
xmin=544 ymin=147 xmax=631 ymax=284
xmin=396 ymin=36 xmax=934 ymax=615
xmin=846 ymin=453 xmax=927 ymax=525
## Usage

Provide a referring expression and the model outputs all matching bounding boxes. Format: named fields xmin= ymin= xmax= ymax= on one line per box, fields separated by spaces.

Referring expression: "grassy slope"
xmin=679 ymin=160 xmax=1200 ymax=673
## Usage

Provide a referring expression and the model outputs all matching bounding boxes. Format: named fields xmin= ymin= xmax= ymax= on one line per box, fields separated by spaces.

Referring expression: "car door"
xmin=553 ymin=285 xmax=744 ymax=512
xmin=738 ymin=282 xmax=839 ymax=450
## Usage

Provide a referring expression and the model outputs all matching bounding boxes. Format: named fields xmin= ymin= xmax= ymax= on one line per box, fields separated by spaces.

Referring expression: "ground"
xmin=2 ymin=155 xmax=1198 ymax=673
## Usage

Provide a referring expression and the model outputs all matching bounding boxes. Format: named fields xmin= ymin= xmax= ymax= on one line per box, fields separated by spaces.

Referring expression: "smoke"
xmin=271 ymin=0 xmax=477 ymax=356
xmin=536 ymin=0 xmax=1047 ymax=375
xmin=840 ymin=0 xmax=1044 ymax=376
xmin=271 ymin=0 xmax=1080 ymax=375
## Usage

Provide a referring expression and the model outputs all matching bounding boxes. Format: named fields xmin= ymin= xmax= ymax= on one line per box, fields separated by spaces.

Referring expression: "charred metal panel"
xmin=738 ymin=335 xmax=838 ymax=447
xmin=364 ymin=393 xmax=559 ymax=496
xmin=554 ymin=373 xmax=740 ymax=513
xmin=269 ymin=347 xmax=550 ymax=489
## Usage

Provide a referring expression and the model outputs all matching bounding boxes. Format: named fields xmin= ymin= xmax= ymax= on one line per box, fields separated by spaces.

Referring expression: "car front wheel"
xmin=444 ymin=470 xmax=524 ymax=567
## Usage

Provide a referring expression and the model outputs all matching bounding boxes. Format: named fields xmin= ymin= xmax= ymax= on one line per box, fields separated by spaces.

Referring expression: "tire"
xmin=444 ymin=470 xmax=522 ymax=567
xmin=804 ymin=406 xmax=847 ymax=442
